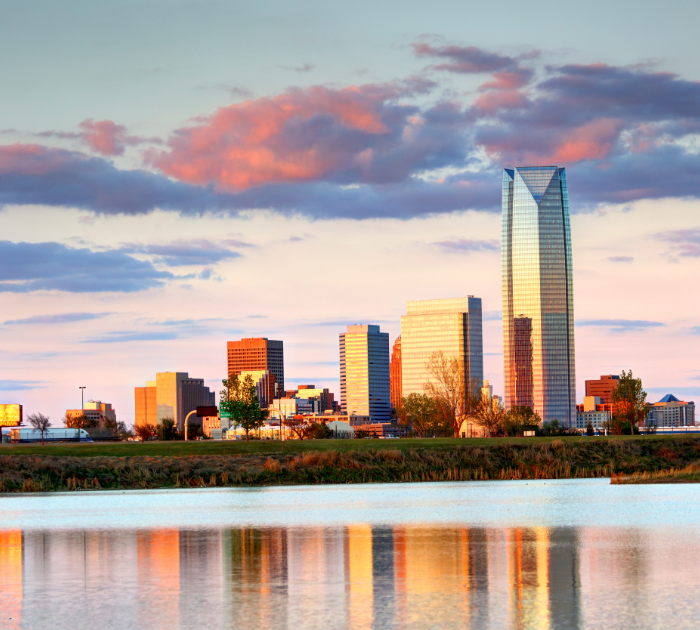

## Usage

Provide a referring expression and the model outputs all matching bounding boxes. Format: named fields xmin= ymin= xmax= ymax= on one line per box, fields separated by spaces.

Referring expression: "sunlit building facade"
xmin=502 ymin=167 xmax=576 ymax=426
xmin=390 ymin=336 xmax=402 ymax=411
xmin=339 ymin=324 xmax=391 ymax=422
xmin=227 ymin=337 xmax=284 ymax=393
xmin=400 ymin=297 xmax=483 ymax=398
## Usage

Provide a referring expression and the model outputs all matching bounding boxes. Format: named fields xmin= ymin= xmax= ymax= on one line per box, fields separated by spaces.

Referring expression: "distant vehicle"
xmin=10 ymin=428 xmax=93 ymax=443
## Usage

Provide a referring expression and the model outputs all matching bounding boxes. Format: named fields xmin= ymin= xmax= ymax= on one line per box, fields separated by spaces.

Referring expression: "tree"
xmin=284 ymin=415 xmax=313 ymax=440
xmin=424 ymin=351 xmax=477 ymax=438
xmin=65 ymin=414 xmax=99 ymax=429
xmin=612 ymin=369 xmax=648 ymax=435
xmin=473 ymin=398 xmax=507 ymax=436
xmin=401 ymin=393 xmax=439 ymax=437
xmin=134 ymin=423 xmax=157 ymax=442
xmin=501 ymin=406 xmax=541 ymax=436
xmin=27 ymin=413 xmax=52 ymax=446
xmin=157 ymin=418 xmax=179 ymax=441
xmin=220 ymin=373 xmax=269 ymax=441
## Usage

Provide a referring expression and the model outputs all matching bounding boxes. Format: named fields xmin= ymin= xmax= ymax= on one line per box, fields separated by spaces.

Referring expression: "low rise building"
xmin=576 ymin=396 xmax=612 ymax=430
xmin=646 ymin=394 xmax=695 ymax=428
xmin=66 ymin=400 xmax=117 ymax=427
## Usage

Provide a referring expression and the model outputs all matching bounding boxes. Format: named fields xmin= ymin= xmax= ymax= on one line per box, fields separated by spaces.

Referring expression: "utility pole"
xmin=79 ymin=386 xmax=86 ymax=410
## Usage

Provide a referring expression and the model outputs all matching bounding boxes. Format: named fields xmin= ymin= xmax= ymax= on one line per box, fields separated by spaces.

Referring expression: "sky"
xmin=1 ymin=0 xmax=699 ymax=426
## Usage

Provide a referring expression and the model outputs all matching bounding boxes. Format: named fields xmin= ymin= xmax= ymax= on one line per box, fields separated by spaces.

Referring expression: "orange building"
xmin=585 ymin=374 xmax=620 ymax=404
xmin=227 ymin=338 xmax=284 ymax=392
xmin=390 ymin=336 xmax=402 ymax=411
xmin=135 ymin=382 xmax=157 ymax=428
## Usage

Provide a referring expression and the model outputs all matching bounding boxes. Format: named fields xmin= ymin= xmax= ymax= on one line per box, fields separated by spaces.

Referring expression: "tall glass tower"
xmin=502 ymin=167 xmax=576 ymax=426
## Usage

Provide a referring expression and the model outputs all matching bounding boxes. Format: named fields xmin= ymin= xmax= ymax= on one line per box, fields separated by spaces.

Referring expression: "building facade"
xmin=227 ymin=338 xmax=284 ymax=392
xmin=66 ymin=400 xmax=116 ymax=427
xmin=400 ymin=297 xmax=483 ymax=398
xmin=502 ymin=166 xmax=576 ymax=426
xmin=390 ymin=336 xmax=402 ymax=412
xmin=339 ymin=324 xmax=391 ymax=422
xmin=134 ymin=372 xmax=215 ymax=431
xmin=238 ymin=370 xmax=276 ymax=408
xmin=575 ymin=396 xmax=611 ymax=430
xmin=585 ymin=375 xmax=620 ymax=404
xmin=646 ymin=394 xmax=696 ymax=428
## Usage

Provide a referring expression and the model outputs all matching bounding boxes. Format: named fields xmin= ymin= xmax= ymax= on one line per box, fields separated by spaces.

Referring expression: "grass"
xmin=0 ymin=434 xmax=668 ymax=458
xmin=1 ymin=435 xmax=699 ymax=493
xmin=611 ymin=464 xmax=700 ymax=484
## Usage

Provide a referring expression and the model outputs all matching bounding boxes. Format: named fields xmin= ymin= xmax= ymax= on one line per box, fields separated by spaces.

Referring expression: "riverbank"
xmin=611 ymin=463 xmax=700 ymax=484
xmin=2 ymin=435 xmax=699 ymax=492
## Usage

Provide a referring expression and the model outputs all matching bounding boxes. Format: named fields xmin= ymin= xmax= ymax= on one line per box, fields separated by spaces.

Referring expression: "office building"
xmin=390 ymin=336 xmax=402 ymax=411
xmin=576 ymin=396 xmax=611 ymax=430
xmin=238 ymin=370 xmax=276 ymax=408
xmin=585 ymin=374 xmax=620 ymax=404
xmin=339 ymin=324 xmax=391 ymax=422
xmin=646 ymin=394 xmax=695 ymax=428
xmin=135 ymin=372 xmax=215 ymax=430
xmin=290 ymin=385 xmax=335 ymax=412
xmin=502 ymin=166 xmax=576 ymax=425
xmin=400 ymin=297 xmax=483 ymax=398
xmin=227 ymin=338 xmax=284 ymax=393
xmin=66 ymin=400 xmax=116 ymax=427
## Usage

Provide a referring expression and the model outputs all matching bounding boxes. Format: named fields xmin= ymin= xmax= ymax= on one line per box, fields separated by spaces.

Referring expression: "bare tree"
xmin=27 ymin=413 xmax=52 ymax=446
xmin=284 ymin=415 xmax=313 ymax=440
xmin=424 ymin=352 xmax=482 ymax=437
xmin=472 ymin=398 xmax=505 ymax=437
xmin=134 ymin=423 xmax=157 ymax=442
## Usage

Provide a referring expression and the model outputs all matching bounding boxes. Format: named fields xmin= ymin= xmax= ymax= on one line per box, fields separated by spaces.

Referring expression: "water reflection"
xmin=2 ymin=521 xmax=698 ymax=630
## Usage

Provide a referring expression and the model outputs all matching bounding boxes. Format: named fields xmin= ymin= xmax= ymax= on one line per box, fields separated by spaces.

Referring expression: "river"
xmin=1 ymin=478 xmax=698 ymax=629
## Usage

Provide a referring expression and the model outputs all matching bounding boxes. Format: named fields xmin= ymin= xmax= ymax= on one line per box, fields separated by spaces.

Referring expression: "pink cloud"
xmin=149 ymin=80 xmax=439 ymax=191
xmin=79 ymin=119 xmax=130 ymax=156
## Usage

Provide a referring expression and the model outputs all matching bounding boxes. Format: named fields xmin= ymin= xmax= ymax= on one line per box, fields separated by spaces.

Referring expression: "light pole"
xmin=79 ymin=386 xmax=86 ymax=410
xmin=184 ymin=409 xmax=198 ymax=441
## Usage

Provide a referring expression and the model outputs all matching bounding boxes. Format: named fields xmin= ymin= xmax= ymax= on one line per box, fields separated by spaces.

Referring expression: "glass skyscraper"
xmin=400 ymin=297 xmax=483 ymax=398
xmin=502 ymin=167 xmax=576 ymax=426
xmin=339 ymin=324 xmax=391 ymax=422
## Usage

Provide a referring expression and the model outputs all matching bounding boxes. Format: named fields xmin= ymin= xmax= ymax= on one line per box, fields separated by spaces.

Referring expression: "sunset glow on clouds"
xmin=1 ymin=0 xmax=699 ymax=423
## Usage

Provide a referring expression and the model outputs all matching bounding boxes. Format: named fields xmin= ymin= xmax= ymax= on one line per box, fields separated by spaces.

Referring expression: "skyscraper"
xmin=339 ymin=324 xmax=390 ymax=422
xmin=502 ymin=166 xmax=576 ymax=426
xmin=226 ymin=338 xmax=284 ymax=392
xmin=390 ymin=335 xmax=402 ymax=411
xmin=400 ymin=297 xmax=483 ymax=397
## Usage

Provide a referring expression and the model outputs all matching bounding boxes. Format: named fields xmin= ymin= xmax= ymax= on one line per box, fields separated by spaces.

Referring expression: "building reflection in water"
xmin=1 ymin=523 xmax=699 ymax=629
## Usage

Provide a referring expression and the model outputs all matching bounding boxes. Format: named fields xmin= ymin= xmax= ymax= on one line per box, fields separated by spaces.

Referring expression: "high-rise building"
xmin=238 ymin=370 xmax=276 ymax=408
xmin=400 ymin=297 xmax=483 ymax=398
xmin=339 ymin=324 xmax=390 ymax=422
xmin=390 ymin=336 xmax=402 ymax=411
xmin=502 ymin=166 xmax=576 ymax=425
xmin=585 ymin=375 xmax=620 ymax=404
xmin=227 ymin=338 xmax=284 ymax=393
xmin=135 ymin=372 xmax=215 ymax=430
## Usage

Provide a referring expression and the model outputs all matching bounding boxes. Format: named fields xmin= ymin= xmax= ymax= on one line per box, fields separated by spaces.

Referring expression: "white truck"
xmin=10 ymin=427 xmax=93 ymax=443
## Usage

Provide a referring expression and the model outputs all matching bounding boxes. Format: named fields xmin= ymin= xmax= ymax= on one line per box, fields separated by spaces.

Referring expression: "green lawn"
xmin=0 ymin=434 xmax=663 ymax=458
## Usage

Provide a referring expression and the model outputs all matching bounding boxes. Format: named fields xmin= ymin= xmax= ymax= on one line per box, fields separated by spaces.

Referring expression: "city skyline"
xmin=1 ymin=1 xmax=699 ymax=425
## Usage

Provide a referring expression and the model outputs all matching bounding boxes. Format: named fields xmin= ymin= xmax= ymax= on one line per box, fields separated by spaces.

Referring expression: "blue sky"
xmin=1 ymin=0 xmax=699 ymax=424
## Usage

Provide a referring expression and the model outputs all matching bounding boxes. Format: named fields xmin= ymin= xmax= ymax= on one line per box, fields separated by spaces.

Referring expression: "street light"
xmin=79 ymin=386 xmax=86 ymax=410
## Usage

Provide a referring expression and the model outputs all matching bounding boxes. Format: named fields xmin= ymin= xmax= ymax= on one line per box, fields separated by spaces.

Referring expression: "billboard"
xmin=0 ymin=404 xmax=23 ymax=427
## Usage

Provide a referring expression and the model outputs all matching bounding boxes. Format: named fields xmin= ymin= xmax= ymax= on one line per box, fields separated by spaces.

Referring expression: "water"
xmin=1 ymin=479 xmax=699 ymax=629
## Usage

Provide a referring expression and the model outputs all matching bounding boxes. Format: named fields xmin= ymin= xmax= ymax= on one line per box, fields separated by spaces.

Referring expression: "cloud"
xmin=121 ymin=239 xmax=243 ymax=266
xmin=0 ymin=380 xmax=44 ymax=391
xmin=656 ymin=229 xmax=700 ymax=257
xmin=690 ymin=327 xmax=700 ymax=334
xmin=279 ymin=63 xmax=315 ymax=73
xmin=577 ymin=319 xmax=665 ymax=332
xmin=608 ymin=256 xmax=634 ymax=262
xmin=230 ymin=86 xmax=254 ymax=99
xmin=0 ymin=240 xmax=173 ymax=292
xmin=83 ymin=331 xmax=179 ymax=343
xmin=483 ymin=311 xmax=502 ymax=321
xmin=79 ymin=119 xmax=159 ymax=156
xmin=2 ymin=47 xmax=700 ymax=219
xmin=433 ymin=238 xmax=499 ymax=253
xmin=4 ymin=312 xmax=110 ymax=325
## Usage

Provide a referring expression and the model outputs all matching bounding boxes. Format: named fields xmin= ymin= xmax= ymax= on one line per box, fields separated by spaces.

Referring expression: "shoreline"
xmin=2 ymin=435 xmax=699 ymax=493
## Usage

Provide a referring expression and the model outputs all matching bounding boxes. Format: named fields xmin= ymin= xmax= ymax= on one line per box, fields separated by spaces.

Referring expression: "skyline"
xmin=1 ymin=0 xmax=699 ymax=425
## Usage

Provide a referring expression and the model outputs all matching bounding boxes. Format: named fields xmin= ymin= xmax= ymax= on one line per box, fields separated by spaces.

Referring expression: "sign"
xmin=219 ymin=403 xmax=233 ymax=419
xmin=196 ymin=406 xmax=219 ymax=418
xmin=0 ymin=404 xmax=23 ymax=427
